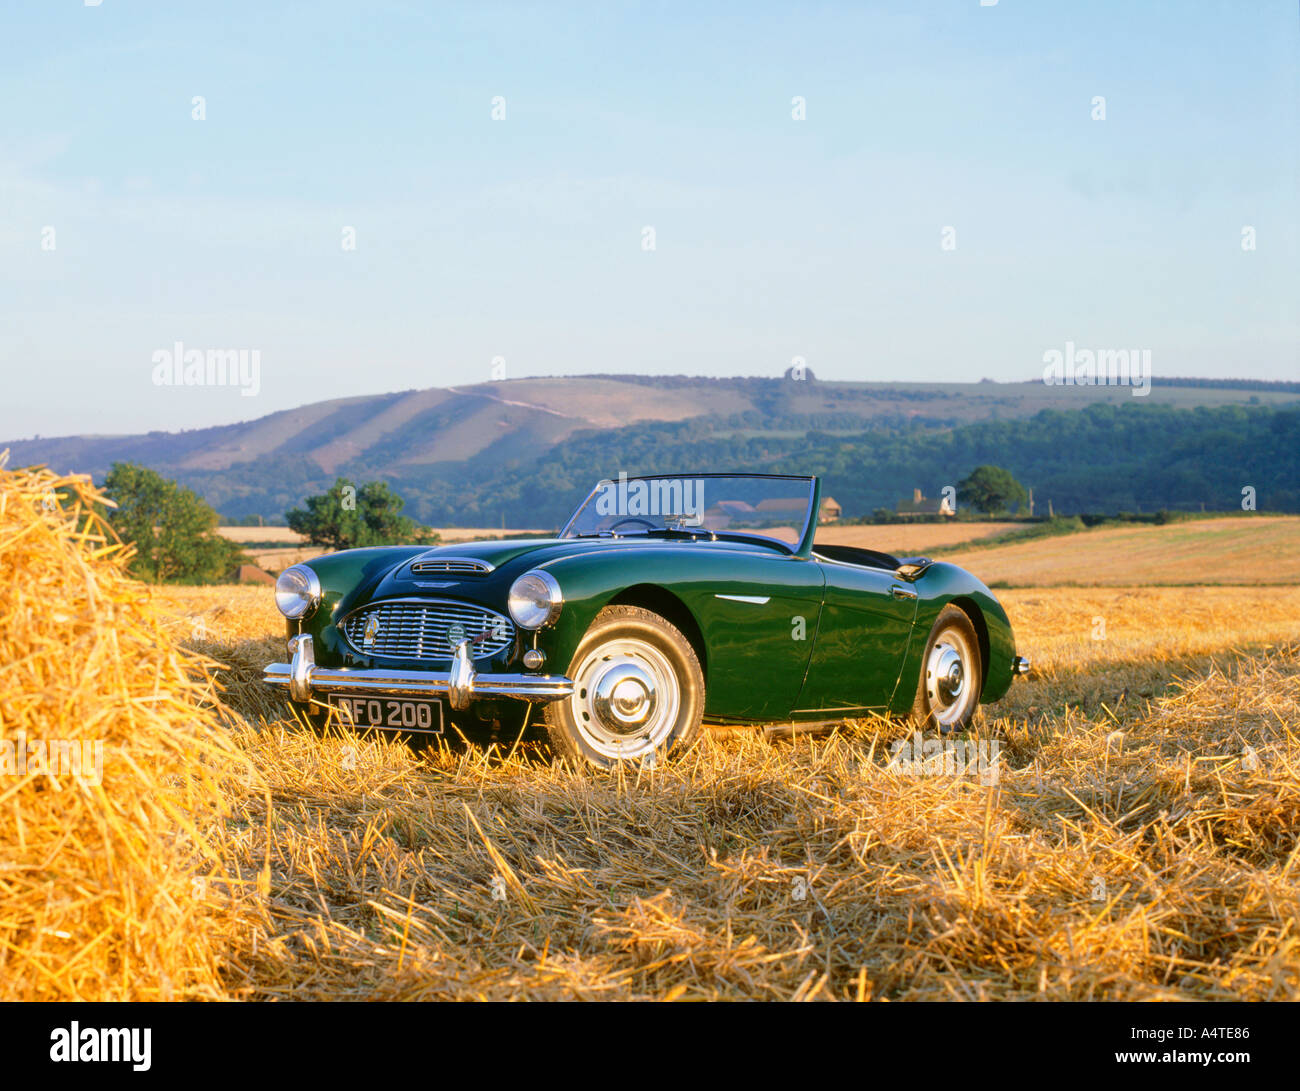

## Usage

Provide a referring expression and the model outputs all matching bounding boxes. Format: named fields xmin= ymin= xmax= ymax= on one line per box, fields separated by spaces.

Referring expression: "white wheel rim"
xmin=569 ymin=637 xmax=681 ymax=761
xmin=925 ymin=626 xmax=977 ymax=728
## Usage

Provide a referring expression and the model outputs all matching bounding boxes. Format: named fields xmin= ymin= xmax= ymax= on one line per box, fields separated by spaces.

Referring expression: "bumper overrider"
xmin=263 ymin=634 xmax=574 ymax=711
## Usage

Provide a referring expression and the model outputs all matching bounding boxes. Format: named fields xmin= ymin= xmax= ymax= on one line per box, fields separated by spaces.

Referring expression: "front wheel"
xmin=544 ymin=605 xmax=704 ymax=768
xmin=910 ymin=604 xmax=983 ymax=733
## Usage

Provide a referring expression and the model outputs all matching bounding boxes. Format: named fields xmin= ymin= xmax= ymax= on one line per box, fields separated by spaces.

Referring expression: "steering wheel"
xmin=608 ymin=516 xmax=658 ymax=532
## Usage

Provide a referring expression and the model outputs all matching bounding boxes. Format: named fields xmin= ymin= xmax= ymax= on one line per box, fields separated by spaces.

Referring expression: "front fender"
xmin=531 ymin=546 xmax=824 ymax=720
xmin=529 ymin=547 xmax=737 ymax=672
xmin=289 ymin=547 xmax=428 ymax=662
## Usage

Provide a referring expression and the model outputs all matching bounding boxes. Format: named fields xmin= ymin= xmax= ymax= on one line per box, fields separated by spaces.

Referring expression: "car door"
xmin=677 ymin=554 xmax=826 ymax=723
xmin=792 ymin=558 xmax=919 ymax=714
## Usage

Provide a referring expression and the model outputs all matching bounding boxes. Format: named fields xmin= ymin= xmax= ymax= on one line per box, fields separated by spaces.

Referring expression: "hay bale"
xmin=0 ymin=462 xmax=238 ymax=999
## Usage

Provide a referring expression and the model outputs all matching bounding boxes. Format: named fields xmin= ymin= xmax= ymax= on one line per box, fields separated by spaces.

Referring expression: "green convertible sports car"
xmin=265 ymin=473 xmax=1028 ymax=766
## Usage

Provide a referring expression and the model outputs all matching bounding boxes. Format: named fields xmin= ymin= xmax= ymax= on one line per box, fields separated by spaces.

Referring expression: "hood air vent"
xmin=409 ymin=557 xmax=495 ymax=577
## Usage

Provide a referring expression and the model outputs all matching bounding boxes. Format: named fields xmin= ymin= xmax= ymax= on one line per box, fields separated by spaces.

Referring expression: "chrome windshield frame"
xmin=559 ymin=473 xmax=817 ymax=549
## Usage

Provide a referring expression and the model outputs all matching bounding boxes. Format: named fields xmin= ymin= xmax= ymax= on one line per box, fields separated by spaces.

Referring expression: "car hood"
xmin=419 ymin=534 xmax=785 ymax=564
xmin=409 ymin=537 xmax=581 ymax=570
xmin=362 ymin=535 xmax=788 ymax=602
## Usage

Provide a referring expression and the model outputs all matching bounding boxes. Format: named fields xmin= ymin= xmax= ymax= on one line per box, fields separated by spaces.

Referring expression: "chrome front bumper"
xmin=263 ymin=635 xmax=574 ymax=710
xmin=1012 ymin=655 xmax=1031 ymax=676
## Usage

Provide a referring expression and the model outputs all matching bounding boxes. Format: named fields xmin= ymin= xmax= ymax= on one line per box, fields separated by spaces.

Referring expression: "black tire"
xmin=910 ymin=604 xmax=983 ymax=734
xmin=544 ymin=605 xmax=704 ymax=768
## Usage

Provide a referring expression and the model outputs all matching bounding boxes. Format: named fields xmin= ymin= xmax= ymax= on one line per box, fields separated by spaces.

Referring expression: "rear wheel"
xmin=911 ymin=605 xmax=983 ymax=733
xmin=544 ymin=605 xmax=704 ymax=768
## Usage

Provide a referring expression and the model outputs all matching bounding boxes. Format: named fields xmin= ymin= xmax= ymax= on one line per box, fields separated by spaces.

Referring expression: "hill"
xmin=5 ymin=375 xmax=1298 ymax=523
xmin=386 ymin=401 xmax=1300 ymax=526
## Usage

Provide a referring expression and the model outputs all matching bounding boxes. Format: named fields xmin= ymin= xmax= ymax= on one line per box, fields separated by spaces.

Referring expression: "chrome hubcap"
xmin=592 ymin=662 xmax=658 ymax=730
xmin=935 ymin=648 xmax=964 ymax=699
xmin=925 ymin=628 xmax=976 ymax=728
xmin=570 ymin=638 xmax=680 ymax=760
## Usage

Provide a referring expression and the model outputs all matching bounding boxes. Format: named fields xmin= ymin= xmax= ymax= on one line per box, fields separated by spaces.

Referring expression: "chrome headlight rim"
xmin=508 ymin=569 xmax=563 ymax=630
xmin=275 ymin=563 xmax=322 ymax=620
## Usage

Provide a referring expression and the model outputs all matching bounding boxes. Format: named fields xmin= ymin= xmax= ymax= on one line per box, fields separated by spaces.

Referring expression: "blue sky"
xmin=1 ymin=0 xmax=1296 ymax=438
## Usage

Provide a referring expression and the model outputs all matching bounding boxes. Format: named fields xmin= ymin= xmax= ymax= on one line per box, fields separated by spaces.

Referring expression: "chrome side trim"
xmin=264 ymin=636 xmax=573 ymax=705
xmin=714 ymin=593 xmax=771 ymax=605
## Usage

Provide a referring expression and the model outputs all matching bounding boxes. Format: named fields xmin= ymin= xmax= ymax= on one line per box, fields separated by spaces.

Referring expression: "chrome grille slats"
xmin=409 ymin=557 xmax=494 ymax=576
xmin=341 ymin=599 xmax=515 ymax=661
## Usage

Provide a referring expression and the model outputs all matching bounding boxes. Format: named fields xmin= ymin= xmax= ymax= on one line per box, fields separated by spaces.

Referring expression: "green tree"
xmin=287 ymin=478 xmax=434 ymax=550
xmin=956 ymin=464 xmax=1028 ymax=516
xmin=103 ymin=462 xmax=247 ymax=583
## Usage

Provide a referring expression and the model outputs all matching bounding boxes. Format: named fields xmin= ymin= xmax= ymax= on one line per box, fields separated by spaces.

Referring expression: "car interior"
xmin=811 ymin=543 xmax=903 ymax=571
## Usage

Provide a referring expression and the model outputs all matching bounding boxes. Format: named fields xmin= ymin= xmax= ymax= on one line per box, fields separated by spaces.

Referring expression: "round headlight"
xmin=275 ymin=564 xmax=322 ymax=619
xmin=508 ymin=570 xmax=562 ymax=630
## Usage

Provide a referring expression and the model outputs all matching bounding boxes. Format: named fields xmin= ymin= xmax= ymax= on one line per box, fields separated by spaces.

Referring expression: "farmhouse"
xmin=754 ymin=497 xmax=809 ymax=514
xmin=896 ymin=488 xmax=955 ymax=519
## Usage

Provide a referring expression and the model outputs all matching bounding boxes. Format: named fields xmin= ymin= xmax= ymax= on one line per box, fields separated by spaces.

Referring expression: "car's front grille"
xmin=340 ymin=599 xmax=515 ymax=661
xmin=409 ymin=557 xmax=493 ymax=576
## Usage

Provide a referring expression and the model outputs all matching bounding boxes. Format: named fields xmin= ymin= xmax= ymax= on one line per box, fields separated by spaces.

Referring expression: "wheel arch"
xmin=607 ymin=583 xmax=708 ymax=682
xmin=948 ymin=595 xmax=991 ymax=688
xmin=889 ymin=563 xmax=1016 ymax=713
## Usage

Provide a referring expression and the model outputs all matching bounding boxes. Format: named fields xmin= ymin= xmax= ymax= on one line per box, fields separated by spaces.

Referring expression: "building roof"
xmin=234 ymin=564 xmax=276 ymax=585
xmin=897 ymin=497 xmax=952 ymax=515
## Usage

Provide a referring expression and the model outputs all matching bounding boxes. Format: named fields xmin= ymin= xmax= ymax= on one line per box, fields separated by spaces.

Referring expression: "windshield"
xmin=560 ymin=474 xmax=816 ymax=548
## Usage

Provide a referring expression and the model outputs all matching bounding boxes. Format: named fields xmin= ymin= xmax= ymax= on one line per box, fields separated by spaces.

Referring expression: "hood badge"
xmin=363 ymin=614 xmax=382 ymax=648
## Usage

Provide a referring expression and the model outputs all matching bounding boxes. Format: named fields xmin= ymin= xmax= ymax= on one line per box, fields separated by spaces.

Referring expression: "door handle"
xmin=890 ymin=584 xmax=917 ymax=600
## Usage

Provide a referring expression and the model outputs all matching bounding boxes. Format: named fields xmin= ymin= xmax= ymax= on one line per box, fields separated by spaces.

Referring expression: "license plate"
xmin=328 ymin=695 xmax=444 ymax=734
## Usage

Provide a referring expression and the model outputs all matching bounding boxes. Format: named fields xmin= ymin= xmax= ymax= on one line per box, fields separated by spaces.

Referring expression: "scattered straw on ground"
xmin=6 ymin=475 xmax=1297 ymax=999
xmin=163 ymin=580 xmax=1298 ymax=1001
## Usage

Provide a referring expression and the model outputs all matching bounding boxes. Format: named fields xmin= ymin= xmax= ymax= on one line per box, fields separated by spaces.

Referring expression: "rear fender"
xmin=888 ymin=562 xmax=1017 ymax=712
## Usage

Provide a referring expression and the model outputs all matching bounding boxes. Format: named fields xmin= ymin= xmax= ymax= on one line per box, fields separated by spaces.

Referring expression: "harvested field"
xmin=217 ymin=526 xmax=551 ymax=545
xmin=226 ymin=520 xmax=1069 ymax=573
xmin=940 ymin=516 xmax=1300 ymax=587
xmin=237 ymin=545 xmax=317 ymax=573
xmin=217 ymin=526 xmax=308 ymax=544
xmin=154 ymin=571 xmax=1300 ymax=1001
xmin=9 ymin=473 xmax=1298 ymax=1001
xmin=219 ymin=527 xmax=553 ymax=574
xmin=814 ymin=521 xmax=1020 ymax=553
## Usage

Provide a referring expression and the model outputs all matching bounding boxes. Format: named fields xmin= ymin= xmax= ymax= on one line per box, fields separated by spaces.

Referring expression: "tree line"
xmin=100 ymin=464 xmax=433 ymax=583
xmin=95 ymin=400 xmax=1299 ymax=582
xmin=378 ymin=402 xmax=1299 ymax=526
